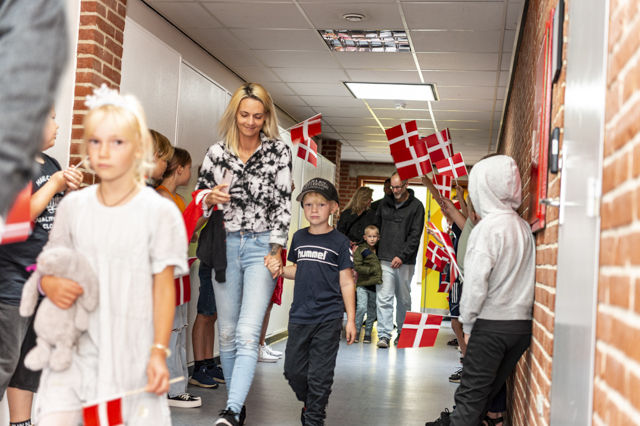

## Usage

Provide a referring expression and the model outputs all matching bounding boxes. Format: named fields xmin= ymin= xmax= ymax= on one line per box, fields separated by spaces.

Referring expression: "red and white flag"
xmin=83 ymin=397 xmax=124 ymax=426
xmin=397 ymin=312 xmax=443 ymax=348
xmin=453 ymin=199 xmax=461 ymax=210
xmin=386 ymin=120 xmax=420 ymax=153
xmin=433 ymin=174 xmax=452 ymax=199
xmin=297 ymin=138 xmax=318 ymax=167
xmin=290 ymin=113 xmax=322 ymax=145
xmin=435 ymin=153 xmax=468 ymax=179
xmin=426 ymin=241 xmax=448 ymax=272
xmin=175 ymin=257 xmax=198 ymax=306
xmin=427 ymin=222 xmax=461 ymax=282
xmin=0 ymin=183 xmax=33 ymax=245
xmin=391 ymin=141 xmax=432 ymax=180
xmin=423 ymin=129 xmax=452 ymax=164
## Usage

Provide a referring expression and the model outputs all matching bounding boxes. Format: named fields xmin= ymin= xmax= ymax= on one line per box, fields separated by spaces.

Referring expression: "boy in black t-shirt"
xmin=267 ymin=178 xmax=356 ymax=426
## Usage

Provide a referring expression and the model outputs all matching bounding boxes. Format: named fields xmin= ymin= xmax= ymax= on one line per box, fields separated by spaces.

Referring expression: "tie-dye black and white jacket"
xmin=196 ymin=132 xmax=292 ymax=247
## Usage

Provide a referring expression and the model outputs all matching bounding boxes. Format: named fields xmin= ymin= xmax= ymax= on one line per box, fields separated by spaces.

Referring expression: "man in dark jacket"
xmin=373 ymin=172 xmax=425 ymax=348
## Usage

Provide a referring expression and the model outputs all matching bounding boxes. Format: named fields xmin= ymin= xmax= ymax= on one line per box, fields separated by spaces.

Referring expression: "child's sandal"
xmin=483 ymin=415 xmax=504 ymax=426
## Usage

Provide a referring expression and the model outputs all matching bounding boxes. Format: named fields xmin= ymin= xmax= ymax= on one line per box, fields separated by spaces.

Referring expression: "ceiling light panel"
xmin=344 ymin=82 xmax=438 ymax=101
xmin=319 ymin=30 xmax=412 ymax=53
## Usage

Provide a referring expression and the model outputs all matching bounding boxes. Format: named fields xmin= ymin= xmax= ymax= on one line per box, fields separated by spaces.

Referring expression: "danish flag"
xmin=297 ymin=138 xmax=318 ymax=167
xmin=453 ymin=199 xmax=461 ymax=210
xmin=435 ymin=153 xmax=468 ymax=179
xmin=427 ymin=222 xmax=462 ymax=283
xmin=0 ymin=183 xmax=33 ymax=245
xmin=433 ymin=174 xmax=452 ymax=199
xmin=423 ymin=129 xmax=453 ymax=163
xmin=83 ymin=397 xmax=124 ymax=426
xmin=391 ymin=141 xmax=432 ymax=180
xmin=439 ymin=278 xmax=452 ymax=293
xmin=290 ymin=113 xmax=322 ymax=145
xmin=175 ymin=257 xmax=198 ymax=306
xmin=426 ymin=241 xmax=448 ymax=272
xmin=386 ymin=120 xmax=420 ymax=153
xmin=397 ymin=312 xmax=443 ymax=348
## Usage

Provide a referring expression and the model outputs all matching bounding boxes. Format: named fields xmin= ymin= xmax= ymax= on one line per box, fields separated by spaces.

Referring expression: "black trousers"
xmin=284 ymin=318 xmax=342 ymax=426
xmin=450 ymin=329 xmax=531 ymax=426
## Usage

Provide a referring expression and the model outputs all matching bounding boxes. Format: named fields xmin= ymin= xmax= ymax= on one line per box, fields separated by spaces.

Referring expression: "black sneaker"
xmin=363 ymin=335 xmax=372 ymax=343
xmin=206 ymin=363 xmax=226 ymax=384
xmin=447 ymin=338 xmax=458 ymax=346
xmin=300 ymin=406 xmax=306 ymax=425
xmin=240 ymin=405 xmax=246 ymax=426
xmin=215 ymin=409 xmax=240 ymax=426
xmin=377 ymin=337 xmax=390 ymax=348
xmin=425 ymin=408 xmax=452 ymax=426
xmin=167 ymin=393 xmax=202 ymax=408
xmin=449 ymin=368 xmax=462 ymax=383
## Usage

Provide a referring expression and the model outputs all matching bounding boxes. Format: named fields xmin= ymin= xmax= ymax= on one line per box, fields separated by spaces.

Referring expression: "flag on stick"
xmin=423 ymin=129 xmax=452 ymax=163
xmin=433 ymin=174 xmax=452 ymax=199
xmin=297 ymin=139 xmax=318 ymax=167
xmin=434 ymin=153 xmax=468 ymax=179
xmin=175 ymin=257 xmax=198 ymax=306
xmin=427 ymin=222 xmax=462 ymax=283
xmin=83 ymin=397 xmax=124 ymax=426
xmin=391 ymin=141 xmax=432 ymax=180
xmin=397 ymin=312 xmax=443 ymax=348
xmin=290 ymin=113 xmax=322 ymax=145
xmin=439 ymin=279 xmax=452 ymax=293
xmin=0 ymin=183 xmax=33 ymax=245
xmin=386 ymin=120 xmax=420 ymax=153
xmin=426 ymin=241 xmax=448 ymax=273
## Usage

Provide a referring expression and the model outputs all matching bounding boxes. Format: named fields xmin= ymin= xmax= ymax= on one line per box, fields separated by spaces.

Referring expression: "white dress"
xmin=34 ymin=186 xmax=188 ymax=425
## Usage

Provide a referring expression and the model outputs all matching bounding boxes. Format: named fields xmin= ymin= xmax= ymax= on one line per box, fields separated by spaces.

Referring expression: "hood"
xmin=468 ymin=155 xmax=522 ymax=218
xmin=384 ymin=188 xmax=415 ymax=207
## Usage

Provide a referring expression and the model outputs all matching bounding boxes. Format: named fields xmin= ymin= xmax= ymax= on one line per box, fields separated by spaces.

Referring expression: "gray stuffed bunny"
xmin=20 ymin=246 xmax=99 ymax=372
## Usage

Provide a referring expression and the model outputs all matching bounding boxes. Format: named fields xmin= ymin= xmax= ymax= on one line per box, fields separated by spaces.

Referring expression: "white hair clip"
xmin=85 ymin=83 xmax=137 ymax=113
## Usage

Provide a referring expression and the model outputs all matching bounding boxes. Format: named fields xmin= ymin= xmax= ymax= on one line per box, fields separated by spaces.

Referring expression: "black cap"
xmin=296 ymin=178 xmax=340 ymax=205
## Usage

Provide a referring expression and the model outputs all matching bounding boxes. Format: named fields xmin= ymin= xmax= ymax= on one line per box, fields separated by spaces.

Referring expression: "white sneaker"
xmin=258 ymin=345 xmax=279 ymax=363
xmin=167 ymin=393 xmax=202 ymax=408
xmin=263 ymin=345 xmax=283 ymax=358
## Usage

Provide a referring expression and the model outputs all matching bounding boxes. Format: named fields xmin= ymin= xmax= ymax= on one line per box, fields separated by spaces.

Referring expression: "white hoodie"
xmin=460 ymin=155 xmax=536 ymax=334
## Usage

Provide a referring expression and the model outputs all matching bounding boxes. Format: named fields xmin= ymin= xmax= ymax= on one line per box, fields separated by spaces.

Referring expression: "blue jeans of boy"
xmin=212 ymin=231 xmax=276 ymax=414
xmin=355 ymin=286 xmax=376 ymax=338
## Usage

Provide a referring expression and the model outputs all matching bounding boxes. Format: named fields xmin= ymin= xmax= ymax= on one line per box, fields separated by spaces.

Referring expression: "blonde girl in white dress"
xmin=35 ymin=85 xmax=188 ymax=425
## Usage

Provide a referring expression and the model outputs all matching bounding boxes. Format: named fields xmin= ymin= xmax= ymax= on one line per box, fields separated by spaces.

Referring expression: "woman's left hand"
xmin=146 ymin=352 xmax=170 ymax=395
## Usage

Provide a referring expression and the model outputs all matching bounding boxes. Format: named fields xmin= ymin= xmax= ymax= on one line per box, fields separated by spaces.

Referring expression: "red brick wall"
xmin=70 ymin=0 xmax=128 ymax=185
xmin=319 ymin=140 xmax=342 ymax=193
xmin=594 ymin=0 xmax=640 ymax=423
xmin=338 ymin=161 xmax=393 ymax=208
xmin=498 ymin=0 xmax=568 ymax=423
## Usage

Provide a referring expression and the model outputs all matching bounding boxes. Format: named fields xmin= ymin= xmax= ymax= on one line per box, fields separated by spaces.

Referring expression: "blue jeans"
xmin=212 ymin=231 xmax=276 ymax=414
xmin=376 ymin=262 xmax=415 ymax=339
xmin=167 ymin=304 xmax=188 ymax=397
xmin=355 ymin=286 xmax=376 ymax=337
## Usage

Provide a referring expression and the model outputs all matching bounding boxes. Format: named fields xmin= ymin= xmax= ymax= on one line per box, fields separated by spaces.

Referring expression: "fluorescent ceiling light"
xmin=344 ymin=82 xmax=438 ymax=101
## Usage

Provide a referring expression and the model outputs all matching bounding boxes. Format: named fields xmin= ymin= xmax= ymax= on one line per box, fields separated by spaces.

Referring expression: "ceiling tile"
xmin=347 ymin=140 xmax=390 ymax=147
xmin=272 ymin=95 xmax=308 ymax=106
xmin=496 ymin=86 xmax=506 ymax=99
xmin=334 ymin=52 xmax=417 ymax=69
xmin=506 ymin=3 xmax=524 ymax=30
xmin=230 ymin=29 xmax=328 ymax=50
xmin=418 ymin=52 xmax=499 ymax=71
xmin=449 ymin=129 xmax=492 ymax=138
xmin=208 ymin=49 xmax=263 ymax=67
xmin=423 ymin=71 xmax=498 ymax=86
xmin=346 ymin=69 xmax=422 ymax=83
xmin=438 ymin=86 xmax=498 ymax=100
xmin=503 ymin=30 xmax=517 ymax=52
xmin=499 ymin=71 xmax=509 ymax=86
xmin=202 ymin=2 xmax=311 ymax=29
xmin=272 ymin=68 xmax=348 ymax=83
xmin=373 ymin=109 xmax=436 ymax=120
xmin=431 ymin=99 xmax=497 ymax=111
xmin=338 ymin=134 xmax=389 ymax=142
xmin=332 ymin=126 xmax=384 ymax=134
xmin=402 ymin=2 xmax=504 ymax=30
xmin=253 ymin=51 xmax=340 ymax=68
xmin=150 ymin=2 xmax=222 ymax=28
xmin=234 ymin=67 xmax=281 ymax=82
xmin=187 ymin=28 xmax=246 ymax=50
xmin=410 ymin=30 xmax=501 ymax=53
xmin=501 ymin=52 xmax=512 ymax=71
xmin=300 ymin=96 xmax=365 ymax=108
xmin=323 ymin=117 xmax=377 ymax=126
xmin=341 ymin=152 xmax=367 ymax=161
xmin=431 ymin=110 xmax=493 ymax=121
xmin=320 ymin=107 xmax=374 ymax=118
xmin=279 ymin=106 xmax=317 ymax=119
xmin=260 ymin=82 xmax=295 ymax=95
xmin=287 ymin=83 xmax=352 ymax=96
xmin=441 ymin=120 xmax=493 ymax=130
xmin=318 ymin=132 xmax=342 ymax=139
xmin=366 ymin=99 xmax=430 ymax=109
xmin=299 ymin=3 xmax=404 ymax=29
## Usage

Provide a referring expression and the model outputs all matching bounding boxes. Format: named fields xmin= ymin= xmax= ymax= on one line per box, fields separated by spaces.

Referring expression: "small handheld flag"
xmin=386 ymin=120 xmax=420 ymax=153
xmin=434 ymin=153 xmax=468 ymax=179
xmin=397 ymin=312 xmax=443 ymax=348
xmin=0 ymin=183 xmax=33 ymax=245
xmin=391 ymin=141 xmax=432 ymax=180
xmin=290 ymin=113 xmax=322 ymax=145
xmin=426 ymin=241 xmax=448 ymax=273
xmin=423 ymin=129 xmax=453 ymax=163
xmin=433 ymin=174 xmax=452 ymax=199
xmin=297 ymin=138 xmax=318 ymax=167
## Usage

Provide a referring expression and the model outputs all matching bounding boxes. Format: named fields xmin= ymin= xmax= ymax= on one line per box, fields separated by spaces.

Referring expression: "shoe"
xmin=394 ymin=332 xmax=401 ymax=345
xmin=449 ymin=367 xmax=462 ymax=383
xmin=447 ymin=338 xmax=458 ymax=346
xmin=206 ymin=363 xmax=226 ymax=383
xmin=377 ymin=337 xmax=390 ymax=348
xmin=425 ymin=408 xmax=452 ymax=426
xmin=258 ymin=345 xmax=279 ymax=363
xmin=167 ymin=393 xmax=202 ymax=408
xmin=483 ymin=415 xmax=504 ymax=426
xmin=215 ymin=409 xmax=240 ymax=426
xmin=240 ymin=405 xmax=247 ymax=426
xmin=190 ymin=365 xmax=220 ymax=388
xmin=363 ymin=335 xmax=371 ymax=343
xmin=300 ymin=406 xmax=306 ymax=425
xmin=263 ymin=344 xmax=283 ymax=358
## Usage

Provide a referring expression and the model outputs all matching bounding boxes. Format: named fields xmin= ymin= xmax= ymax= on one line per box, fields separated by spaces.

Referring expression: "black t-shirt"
xmin=0 ymin=154 xmax=63 ymax=305
xmin=287 ymin=228 xmax=353 ymax=324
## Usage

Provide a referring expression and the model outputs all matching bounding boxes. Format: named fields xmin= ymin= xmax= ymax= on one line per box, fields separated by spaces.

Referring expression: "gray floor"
xmin=172 ymin=324 xmax=460 ymax=426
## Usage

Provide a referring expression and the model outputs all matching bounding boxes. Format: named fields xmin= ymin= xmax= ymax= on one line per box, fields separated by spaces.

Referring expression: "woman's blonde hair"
xmin=344 ymin=186 xmax=374 ymax=214
xmin=81 ymin=98 xmax=155 ymax=184
xmin=218 ymin=83 xmax=280 ymax=156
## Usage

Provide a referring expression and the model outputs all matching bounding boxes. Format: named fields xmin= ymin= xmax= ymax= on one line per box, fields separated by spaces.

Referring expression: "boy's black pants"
xmin=450 ymin=322 xmax=531 ymax=426
xmin=284 ymin=318 xmax=342 ymax=426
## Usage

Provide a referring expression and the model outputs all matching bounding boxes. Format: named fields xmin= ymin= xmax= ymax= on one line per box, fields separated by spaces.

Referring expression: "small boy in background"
xmin=268 ymin=178 xmax=356 ymax=426
xmin=353 ymin=225 xmax=382 ymax=343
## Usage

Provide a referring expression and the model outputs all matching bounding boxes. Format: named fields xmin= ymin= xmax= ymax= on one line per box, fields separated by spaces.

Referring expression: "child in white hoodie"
xmin=427 ymin=155 xmax=536 ymax=426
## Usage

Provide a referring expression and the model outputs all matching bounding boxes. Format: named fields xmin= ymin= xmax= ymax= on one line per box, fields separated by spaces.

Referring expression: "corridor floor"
xmin=171 ymin=325 xmax=459 ymax=426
